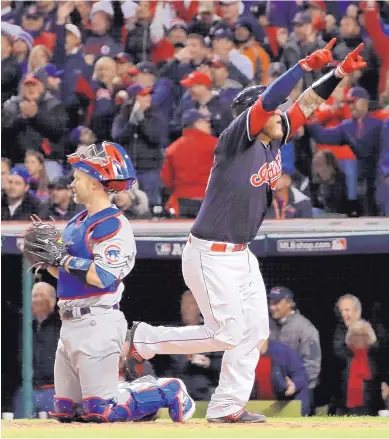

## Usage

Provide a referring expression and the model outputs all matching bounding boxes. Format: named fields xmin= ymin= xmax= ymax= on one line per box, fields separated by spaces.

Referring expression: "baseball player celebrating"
xmin=125 ymin=40 xmax=367 ymax=423
xmin=22 ymin=141 xmax=194 ymax=423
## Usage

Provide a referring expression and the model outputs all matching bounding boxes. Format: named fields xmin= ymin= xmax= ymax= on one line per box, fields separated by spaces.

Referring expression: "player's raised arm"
xmin=286 ymin=43 xmax=367 ymax=137
xmin=240 ymin=39 xmax=337 ymax=138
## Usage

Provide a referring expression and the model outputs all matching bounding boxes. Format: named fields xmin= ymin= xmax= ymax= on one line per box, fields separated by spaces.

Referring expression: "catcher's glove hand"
xmin=23 ymin=216 xmax=69 ymax=268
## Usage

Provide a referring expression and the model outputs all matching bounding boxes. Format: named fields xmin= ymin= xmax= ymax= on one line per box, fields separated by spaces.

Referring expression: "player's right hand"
xmin=299 ymin=38 xmax=336 ymax=72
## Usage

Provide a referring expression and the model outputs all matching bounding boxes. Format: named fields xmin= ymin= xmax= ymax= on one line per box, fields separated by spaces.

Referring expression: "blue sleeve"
xmin=152 ymin=78 xmax=174 ymax=107
xmin=379 ymin=119 xmax=389 ymax=176
xmin=51 ymin=24 xmax=66 ymax=69
xmin=280 ymin=142 xmax=295 ymax=175
xmin=262 ymin=64 xmax=305 ymax=112
xmin=112 ymin=113 xmax=134 ymax=143
xmin=285 ymin=346 xmax=308 ymax=392
xmin=308 ymin=122 xmax=346 ymax=145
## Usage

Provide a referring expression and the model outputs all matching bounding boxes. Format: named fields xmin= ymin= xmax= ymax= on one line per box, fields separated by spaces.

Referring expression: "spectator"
xmin=171 ymin=71 xmax=233 ymax=139
xmin=254 ymin=339 xmax=310 ymax=416
xmin=322 ymin=13 xmax=340 ymax=43
xmin=265 ymin=174 xmax=313 ymax=219
xmin=134 ymin=61 xmax=175 ymax=125
xmin=113 ymin=52 xmax=135 ymax=88
xmin=307 ymin=87 xmax=382 ymax=216
xmin=333 ymin=14 xmax=379 ymax=99
xmin=218 ymin=0 xmax=265 ymax=43
xmin=1 ymin=157 xmax=12 ymax=194
xmin=212 ymin=27 xmax=254 ymax=85
xmin=338 ymin=320 xmax=382 ymax=415
xmin=377 ymin=117 xmax=389 ymax=216
xmin=159 ymin=33 xmax=209 ymax=85
xmin=152 ymin=18 xmax=189 ymax=66
xmin=188 ymin=1 xmax=221 ymax=37
xmin=207 ymin=58 xmax=242 ymax=106
xmin=112 ymin=85 xmax=164 ymax=207
xmin=14 ymin=282 xmax=60 ymax=419
xmin=34 ymin=63 xmax=63 ymax=101
xmin=91 ymin=56 xmax=118 ymax=142
xmin=2 ymin=73 xmax=68 ymax=166
xmin=38 ymin=175 xmax=83 ymax=221
xmin=1 ymin=166 xmax=41 ymax=221
xmin=310 ymin=150 xmax=349 ymax=216
xmin=36 ymin=0 xmax=58 ymax=31
xmin=161 ymin=109 xmax=217 ymax=218
xmin=281 ymin=11 xmax=326 ymax=89
xmin=24 ymin=150 xmax=50 ymax=201
xmin=265 ymin=62 xmax=287 ymax=86
xmin=164 ymin=290 xmax=222 ymax=400
xmin=113 ymin=184 xmax=151 ymax=219
xmin=69 ymin=125 xmax=96 ymax=151
xmin=234 ymin=17 xmax=271 ymax=83
xmin=26 ymin=44 xmax=52 ymax=75
xmin=1 ymin=0 xmax=21 ymax=24
xmin=1 ymin=32 xmax=22 ymax=105
xmin=268 ymin=286 xmax=321 ymax=414
xmin=83 ymin=1 xmax=123 ymax=60
xmin=124 ymin=0 xmax=153 ymax=64
xmin=13 ymin=31 xmax=34 ymax=74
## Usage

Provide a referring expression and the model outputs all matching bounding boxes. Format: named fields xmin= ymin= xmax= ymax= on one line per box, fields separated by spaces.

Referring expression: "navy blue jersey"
xmin=191 ymin=108 xmax=290 ymax=244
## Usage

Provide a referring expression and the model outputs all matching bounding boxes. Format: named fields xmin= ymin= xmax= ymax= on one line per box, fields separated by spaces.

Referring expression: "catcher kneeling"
xmin=23 ymin=142 xmax=195 ymax=423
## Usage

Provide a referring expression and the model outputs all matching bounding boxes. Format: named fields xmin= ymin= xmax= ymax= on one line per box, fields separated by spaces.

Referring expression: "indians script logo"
xmin=250 ymin=152 xmax=282 ymax=190
xmin=104 ymin=244 xmax=121 ymax=263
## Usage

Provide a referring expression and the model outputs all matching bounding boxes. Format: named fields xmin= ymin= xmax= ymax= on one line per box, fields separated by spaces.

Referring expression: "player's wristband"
xmin=65 ymin=257 xmax=93 ymax=283
xmin=311 ymin=69 xmax=343 ymax=100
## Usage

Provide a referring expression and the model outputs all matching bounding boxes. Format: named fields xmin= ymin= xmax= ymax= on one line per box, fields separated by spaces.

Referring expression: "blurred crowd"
xmin=1 ymin=0 xmax=389 ymax=220
xmin=12 ymin=281 xmax=389 ymax=418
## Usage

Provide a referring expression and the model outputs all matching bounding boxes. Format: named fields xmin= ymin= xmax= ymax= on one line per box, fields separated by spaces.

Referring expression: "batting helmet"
xmin=231 ymin=85 xmax=267 ymax=118
xmin=67 ymin=141 xmax=137 ymax=192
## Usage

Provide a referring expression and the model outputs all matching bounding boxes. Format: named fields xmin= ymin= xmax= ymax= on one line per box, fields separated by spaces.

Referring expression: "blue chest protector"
xmin=57 ymin=207 xmax=121 ymax=300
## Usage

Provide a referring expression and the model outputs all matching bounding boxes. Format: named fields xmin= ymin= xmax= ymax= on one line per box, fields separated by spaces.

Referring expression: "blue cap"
xmin=347 ymin=87 xmax=370 ymax=101
xmin=70 ymin=125 xmax=86 ymax=144
xmin=136 ymin=61 xmax=158 ymax=76
xmin=182 ymin=109 xmax=210 ymax=128
xmin=127 ymin=84 xmax=152 ymax=97
xmin=45 ymin=63 xmax=64 ymax=78
xmin=10 ymin=166 xmax=31 ymax=184
xmin=23 ymin=5 xmax=44 ymax=19
xmin=213 ymin=27 xmax=234 ymax=41
xmin=14 ymin=31 xmax=34 ymax=52
xmin=268 ymin=286 xmax=294 ymax=302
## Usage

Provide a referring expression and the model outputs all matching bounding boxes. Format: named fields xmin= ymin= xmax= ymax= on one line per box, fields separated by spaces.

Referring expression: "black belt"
xmin=60 ymin=304 xmax=119 ymax=320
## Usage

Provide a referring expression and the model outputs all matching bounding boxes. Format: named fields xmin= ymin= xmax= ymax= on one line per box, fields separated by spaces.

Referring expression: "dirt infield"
xmin=2 ymin=418 xmax=389 ymax=438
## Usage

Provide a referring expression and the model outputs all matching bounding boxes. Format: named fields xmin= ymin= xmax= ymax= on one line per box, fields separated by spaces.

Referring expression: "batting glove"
xmin=335 ymin=43 xmax=367 ymax=77
xmin=299 ymin=38 xmax=336 ymax=72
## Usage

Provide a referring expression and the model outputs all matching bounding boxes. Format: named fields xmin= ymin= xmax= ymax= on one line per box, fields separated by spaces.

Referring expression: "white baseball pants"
xmin=134 ymin=234 xmax=269 ymax=418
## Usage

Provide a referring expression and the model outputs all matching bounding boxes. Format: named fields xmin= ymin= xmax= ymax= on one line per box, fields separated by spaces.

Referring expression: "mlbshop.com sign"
xmin=277 ymin=238 xmax=347 ymax=253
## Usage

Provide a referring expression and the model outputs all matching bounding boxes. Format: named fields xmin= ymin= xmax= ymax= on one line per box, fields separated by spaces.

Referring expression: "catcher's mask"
xmin=231 ymin=85 xmax=287 ymax=118
xmin=67 ymin=142 xmax=137 ymax=193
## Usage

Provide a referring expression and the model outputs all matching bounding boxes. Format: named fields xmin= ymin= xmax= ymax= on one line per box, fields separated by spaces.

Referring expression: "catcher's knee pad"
xmin=158 ymin=378 xmax=196 ymax=422
xmin=81 ymin=397 xmax=130 ymax=423
xmin=49 ymin=397 xmax=76 ymax=423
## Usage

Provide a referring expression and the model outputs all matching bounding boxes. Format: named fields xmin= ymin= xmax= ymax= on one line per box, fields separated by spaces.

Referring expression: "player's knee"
xmin=81 ymin=397 xmax=130 ymax=423
xmin=215 ymin=321 xmax=244 ymax=348
xmin=50 ymin=397 xmax=76 ymax=422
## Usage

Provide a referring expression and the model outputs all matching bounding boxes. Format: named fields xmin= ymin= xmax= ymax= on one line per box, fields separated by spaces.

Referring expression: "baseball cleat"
xmin=207 ymin=408 xmax=266 ymax=423
xmin=159 ymin=378 xmax=196 ymax=422
xmin=125 ymin=322 xmax=145 ymax=380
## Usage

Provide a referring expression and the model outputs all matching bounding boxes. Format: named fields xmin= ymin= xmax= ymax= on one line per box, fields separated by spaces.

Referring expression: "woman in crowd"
xmin=24 ymin=150 xmax=50 ymax=201
xmin=27 ymin=44 xmax=52 ymax=75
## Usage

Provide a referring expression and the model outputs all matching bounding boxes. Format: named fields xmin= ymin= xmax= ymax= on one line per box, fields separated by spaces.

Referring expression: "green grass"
xmin=2 ymin=418 xmax=389 ymax=439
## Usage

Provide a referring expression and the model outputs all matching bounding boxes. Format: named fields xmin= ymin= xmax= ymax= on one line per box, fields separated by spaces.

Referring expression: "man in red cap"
xmin=170 ymin=71 xmax=233 ymax=139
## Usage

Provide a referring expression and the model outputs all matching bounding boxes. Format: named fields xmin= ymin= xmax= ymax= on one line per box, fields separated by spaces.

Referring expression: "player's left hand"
xmin=335 ymin=43 xmax=367 ymax=77
xmin=299 ymin=38 xmax=336 ymax=72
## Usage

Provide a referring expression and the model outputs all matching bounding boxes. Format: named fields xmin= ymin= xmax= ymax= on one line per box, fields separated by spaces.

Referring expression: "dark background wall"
xmin=2 ymin=253 xmax=389 ymax=411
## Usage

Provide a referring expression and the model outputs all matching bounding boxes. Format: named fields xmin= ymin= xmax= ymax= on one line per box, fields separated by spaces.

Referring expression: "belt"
xmin=60 ymin=304 xmax=119 ymax=321
xmin=188 ymin=235 xmax=247 ymax=252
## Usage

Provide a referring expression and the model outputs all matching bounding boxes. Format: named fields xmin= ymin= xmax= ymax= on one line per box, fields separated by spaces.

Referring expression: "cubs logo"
xmin=104 ymin=244 xmax=122 ymax=263
xmin=250 ymin=151 xmax=282 ymax=190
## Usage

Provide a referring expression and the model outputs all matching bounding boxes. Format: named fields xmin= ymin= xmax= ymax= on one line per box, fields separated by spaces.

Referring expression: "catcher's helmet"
xmin=67 ymin=141 xmax=137 ymax=192
xmin=231 ymin=85 xmax=267 ymax=118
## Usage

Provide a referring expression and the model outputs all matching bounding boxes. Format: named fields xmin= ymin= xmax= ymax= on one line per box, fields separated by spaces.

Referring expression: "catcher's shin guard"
xmin=49 ymin=397 xmax=76 ymax=423
xmin=81 ymin=397 xmax=131 ymax=423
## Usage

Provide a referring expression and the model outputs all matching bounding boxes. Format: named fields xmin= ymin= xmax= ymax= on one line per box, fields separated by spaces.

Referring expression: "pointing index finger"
xmin=324 ymin=38 xmax=336 ymax=51
xmin=352 ymin=43 xmax=365 ymax=56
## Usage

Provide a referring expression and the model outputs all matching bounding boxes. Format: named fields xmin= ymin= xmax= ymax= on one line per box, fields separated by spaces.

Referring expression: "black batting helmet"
xmin=231 ymin=85 xmax=267 ymax=118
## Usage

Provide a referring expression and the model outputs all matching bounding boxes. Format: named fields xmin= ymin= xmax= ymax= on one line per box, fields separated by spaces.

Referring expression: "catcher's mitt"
xmin=23 ymin=219 xmax=69 ymax=268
